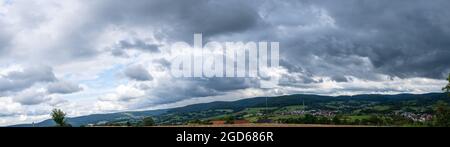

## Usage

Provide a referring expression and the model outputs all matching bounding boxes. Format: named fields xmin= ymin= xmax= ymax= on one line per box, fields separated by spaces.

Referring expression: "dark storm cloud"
xmin=306 ymin=0 xmax=450 ymax=79
xmin=12 ymin=0 xmax=263 ymax=63
xmin=4 ymin=0 xmax=449 ymax=81
xmin=203 ymin=78 xmax=259 ymax=92
xmin=96 ymin=0 xmax=450 ymax=100
xmin=4 ymin=0 xmax=450 ymax=103
xmin=90 ymin=0 xmax=261 ymax=41
xmin=234 ymin=0 xmax=450 ymax=84
xmin=331 ymin=75 xmax=348 ymax=83
xmin=149 ymin=79 xmax=218 ymax=104
xmin=146 ymin=78 xmax=258 ymax=105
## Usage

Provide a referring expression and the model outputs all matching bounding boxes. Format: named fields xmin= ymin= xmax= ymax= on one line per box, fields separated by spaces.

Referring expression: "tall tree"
xmin=434 ymin=74 xmax=450 ymax=127
xmin=51 ymin=109 xmax=71 ymax=127
xmin=433 ymin=101 xmax=450 ymax=127
xmin=443 ymin=73 xmax=450 ymax=96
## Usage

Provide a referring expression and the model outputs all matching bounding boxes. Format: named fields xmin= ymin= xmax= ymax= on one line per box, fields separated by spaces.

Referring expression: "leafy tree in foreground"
xmin=51 ymin=109 xmax=71 ymax=127
xmin=434 ymin=75 xmax=450 ymax=127
xmin=433 ymin=101 xmax=450 ymax=127
xmin=443 ymin=73 xmax=450 ymax=96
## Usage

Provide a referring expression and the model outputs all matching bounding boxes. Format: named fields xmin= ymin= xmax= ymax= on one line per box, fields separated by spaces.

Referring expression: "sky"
xmin=0 ymin=0 xmax=449 ymax=126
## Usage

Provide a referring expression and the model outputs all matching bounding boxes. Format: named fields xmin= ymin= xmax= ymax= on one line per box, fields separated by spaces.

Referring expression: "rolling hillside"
xmin=10 ymin=93 xmax=449 ymax=127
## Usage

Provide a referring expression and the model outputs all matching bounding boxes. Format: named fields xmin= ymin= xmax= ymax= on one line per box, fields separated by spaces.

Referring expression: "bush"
xmin=142 ymin=117 xmax=155 ymax=126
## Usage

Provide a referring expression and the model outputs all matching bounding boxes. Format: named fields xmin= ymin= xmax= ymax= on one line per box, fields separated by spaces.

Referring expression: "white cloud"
xmin=0 ymin=97 xmax=23 ymax=117
xmin=13 ymin=88 xmax=50 ymax=105
xmin=98 ymin=84 xmax=146 ymax=102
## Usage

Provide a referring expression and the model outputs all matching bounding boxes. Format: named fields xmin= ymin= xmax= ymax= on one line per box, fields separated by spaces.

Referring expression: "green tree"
xmin=433 ymin=101 xmax=450 ymax=127
xmin=353 ymin=119 xmax=361 ymax=125
xmin=303 ymin=114 xmax=317 ymax=124
xmin=443 ymin=73 xmax=450 ymax=96
xmin=51 ymin=109 xmax=71 ymax=127
xmin=367 ymin=115 xmax=382 ymax=126
xmin=317 ymin=117 xmax=331 ymax=124
xmin=223 ymin=115 xmax=235 ymax=124
xmin=142 ymin=117 xmax=155 ymax=126
xmin=434 ymin=74 xmax=450 ymax=127
xmin=332 ymin=115 xmax=342 ymax=125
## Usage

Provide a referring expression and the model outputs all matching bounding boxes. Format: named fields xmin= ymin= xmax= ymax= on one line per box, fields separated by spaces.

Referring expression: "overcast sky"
xmin=1 ymin=0 xmax=449 ymax=126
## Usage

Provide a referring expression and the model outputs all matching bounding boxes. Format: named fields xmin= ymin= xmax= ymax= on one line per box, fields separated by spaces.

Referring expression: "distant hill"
xmin=167 ymin=93 xmax=447 ymax=113
xmin=11 ymin=109 xmax=167 ymax=127
xmin=10 ymin=93 xmax=448 ymax=127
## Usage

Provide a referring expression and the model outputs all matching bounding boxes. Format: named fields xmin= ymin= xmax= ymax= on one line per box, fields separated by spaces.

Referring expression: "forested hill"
xmin=11 ymin=93 xmax=448 ymax=127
